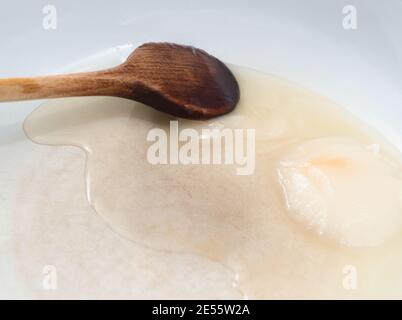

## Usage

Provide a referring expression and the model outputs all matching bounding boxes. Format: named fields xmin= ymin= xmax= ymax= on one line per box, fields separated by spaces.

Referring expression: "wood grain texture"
xmin=0 ymin=43 xmax=240 ymax=120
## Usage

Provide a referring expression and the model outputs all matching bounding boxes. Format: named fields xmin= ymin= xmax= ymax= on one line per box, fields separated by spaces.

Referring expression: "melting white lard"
xmin=23 ymin=61 xmax=402 ymax=298
xmin=277 ymin=137 xmax=402 ymax=247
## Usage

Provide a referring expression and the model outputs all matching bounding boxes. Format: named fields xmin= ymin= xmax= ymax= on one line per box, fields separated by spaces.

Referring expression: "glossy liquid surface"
xmin=24 ymin=64 xmax=402 ymax=298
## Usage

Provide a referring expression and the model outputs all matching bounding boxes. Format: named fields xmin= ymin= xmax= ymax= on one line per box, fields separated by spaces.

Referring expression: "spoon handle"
xmin=0 ymin=69 xmax=124 ymax=102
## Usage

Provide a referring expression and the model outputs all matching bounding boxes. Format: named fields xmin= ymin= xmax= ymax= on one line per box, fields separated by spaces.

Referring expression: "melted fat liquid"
xmin=24 ymin=66 xmax=402 ymax=298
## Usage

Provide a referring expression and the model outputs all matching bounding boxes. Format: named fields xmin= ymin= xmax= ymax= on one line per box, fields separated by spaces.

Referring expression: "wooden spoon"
xmin=0 ymin=42 xmax=240 ymax=120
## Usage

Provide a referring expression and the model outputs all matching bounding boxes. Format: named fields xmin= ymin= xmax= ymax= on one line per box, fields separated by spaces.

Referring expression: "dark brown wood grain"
xmin=0 ymin=43 xmax=240 ymax=120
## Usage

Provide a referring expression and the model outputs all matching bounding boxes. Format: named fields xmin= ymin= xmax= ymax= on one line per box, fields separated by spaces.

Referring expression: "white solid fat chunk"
xmin=277 ymin=137 xmax=402 ymax=247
